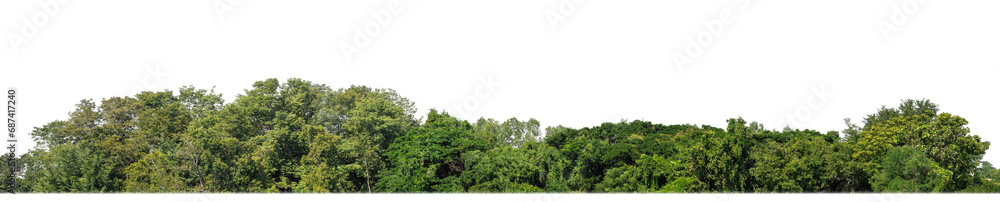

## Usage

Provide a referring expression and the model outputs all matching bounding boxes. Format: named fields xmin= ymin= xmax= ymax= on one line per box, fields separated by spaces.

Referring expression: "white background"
xmin=2 ymin=0 xmax=999 ymax=168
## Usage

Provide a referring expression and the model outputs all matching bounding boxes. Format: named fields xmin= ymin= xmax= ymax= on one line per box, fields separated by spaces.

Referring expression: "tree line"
xmin=1 ymin=78 xmax=997 ymax=193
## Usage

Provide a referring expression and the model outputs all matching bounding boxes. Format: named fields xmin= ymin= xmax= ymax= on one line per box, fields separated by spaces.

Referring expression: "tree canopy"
xmin=2 ymin=79 xmax=996 ymax=193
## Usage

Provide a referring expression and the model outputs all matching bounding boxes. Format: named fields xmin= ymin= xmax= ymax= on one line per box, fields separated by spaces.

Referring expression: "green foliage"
xmin=871 ymin=146 xmax=952 ymax=192
xmin=377 ymin=110 xmax=482 ymax=192
xmin=750 ymin=134 xmax=853 ymax=192
xmin=594 ymin=154 xmax=694 ymax=192
xmin=22 ymin=144 xmax=116 ymax=192
xmin=467 ymin=179 xmax=544 ymax=193
xmin=853 ymin=101 xmax=990 ymax=191
xmin=123 ymin=151 xmax=187 ymax=192
xmin=975 ymin=161 xmax=999 ymax=181
xmin=460 ymin=142 xmax=562 ymax=192
xmin=6 ymin=82 xmax=995 ymax=193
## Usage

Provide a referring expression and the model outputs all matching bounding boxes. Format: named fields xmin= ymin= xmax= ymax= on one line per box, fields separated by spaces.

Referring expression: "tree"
xmin=594 ymin=154 xmax=696 ymax=192
xmin=294 ymin=132 xmax=353 ymax=192
xmin=378 ymin=110 xmax=484 ymax=192
xmin=340 ymin=96 xmax=417 ymax=192
xmin=122 ymin=151 xmax=186 ymax=192
xmin=674 ymin=118 xmax=756 ymax=192
xmin=853 ymin=101 xmax=990 ymax=191
xmin=22 ymin=144 xmax=116 ymax=192
xmin=976 ymin=161 xmax=998 ymax=181
xmin=871 ymin=146 xmax=952 ymax=192
xmin=963 ymin=161 xmax=1000 ymax=193
xmin=750 ymin=133 xmax=853 ymax=192
xmin=460 ymin=142 xmax=563 ymax=192
xmin=8 ymin=79 xmax=997 ymax=193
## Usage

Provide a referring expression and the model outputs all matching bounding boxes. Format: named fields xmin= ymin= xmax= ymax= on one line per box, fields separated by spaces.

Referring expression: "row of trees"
xmin=1 ymin=78 xmax=997 ymax=192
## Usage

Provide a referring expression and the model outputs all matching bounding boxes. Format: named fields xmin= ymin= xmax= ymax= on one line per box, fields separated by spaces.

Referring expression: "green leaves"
xmin=749 ymin=135 xmax=853 ymax=192
xmin=378 ymin=110 xmax=480 ymax=192
xmin=9 ymin=82 xmax=996 ymax=193
xmin=23 ymin=144 xmax=115 ymax=192
xmin=123 ymin=151 xmax=186 ymax=192
xmin=853 ymin=101 xmax=990 ymax=191
xmin=871 ymin=146 xmax=952 ymax=192
xmin=594 ymin=154 xmax=692 ymax=192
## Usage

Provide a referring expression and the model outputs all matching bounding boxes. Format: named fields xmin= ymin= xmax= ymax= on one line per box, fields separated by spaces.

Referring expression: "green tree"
xmin=10 ymin=79 xmax=998 ymax=194
xmin=853 ymin=101 xmax=989 ymax=191
xmin=594 ymin=154 xmax=696 ymax=192
xmin=461 ymin=142 xmax=562 ymax=193
xmin=750 ymin=132 xmax=853 ymax=192
xmin=21 ymin=144 xmax=116 ymax=192
xmin=340 ymin=96 xmax=417 ymax=192
xmin=871 ymin=146 xmax=952 ymax=192
xmin=377 ymin=110 xmax=485 ymax=192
